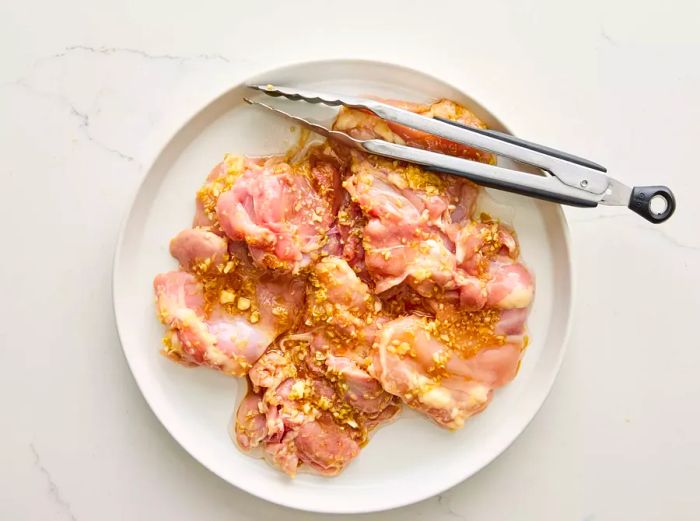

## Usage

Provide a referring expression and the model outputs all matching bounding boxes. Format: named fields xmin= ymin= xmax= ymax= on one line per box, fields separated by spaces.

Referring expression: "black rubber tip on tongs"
xmin=628 ymin=185 xmax=676 ymax=223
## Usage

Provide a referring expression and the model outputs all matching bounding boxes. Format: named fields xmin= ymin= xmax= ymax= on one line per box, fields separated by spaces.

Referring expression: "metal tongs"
xmin=245 ymin=84 xmax=676 ymax=224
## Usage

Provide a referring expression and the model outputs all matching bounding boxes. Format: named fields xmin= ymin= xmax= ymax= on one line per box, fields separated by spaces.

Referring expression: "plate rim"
xmin=112 ymin=58 xmax=575 ymax=513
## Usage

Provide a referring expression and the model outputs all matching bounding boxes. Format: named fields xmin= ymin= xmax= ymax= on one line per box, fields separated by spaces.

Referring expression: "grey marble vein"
xmin=576 ymin=216 xmax=699 ymax=251
xmin=68 ymin=105 xmax=137 ymax=163
xmin=53 ymin=44 xmax=231 ymax=64
xmin=437 ymin=494 xmax=464 ymax=520
xmin=600 ymin=28 xmax=619 ymax=46
xmin=5 ymin=78 xmax=139 ymax=165
xmin=30 ymin=444 xmax=77 ymax=521
xmin=0 ymin=43 xmax=243 ymax=165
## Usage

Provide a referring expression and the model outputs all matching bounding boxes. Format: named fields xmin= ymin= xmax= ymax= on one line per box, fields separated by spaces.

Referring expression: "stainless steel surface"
xmin=248 ymin=84 xmax=611 ymax=196
xmin=599 ymin=177 xmax=633 ymax=206
xmin=243 ymin=97 xmax=365 ymax=150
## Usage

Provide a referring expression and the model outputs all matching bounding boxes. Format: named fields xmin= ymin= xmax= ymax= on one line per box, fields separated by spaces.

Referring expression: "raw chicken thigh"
xmin=371 ymin=308 xmax=527 ymax=429
xmin=154 ymin=228 xmax=304 ymax=375
xmin=233 ymin=256 xmax=398 ymax=476
xmin=208 ymin=148 xmax=342 ymax=273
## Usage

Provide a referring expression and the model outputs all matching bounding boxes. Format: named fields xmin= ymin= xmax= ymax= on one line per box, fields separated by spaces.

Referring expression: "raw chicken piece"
xmin=262 ymin=377 xmax=322 ymax=433
xmin=240 ymin=371 xmax=363 ymax=477
xmin=494 ymin=307 xmax=529 ymax=336
xmin=452 ymin=271 xmax=487 ymax=310
xmin=294 ymin=414 xmax=361 ymax=476
xmin=235 ymin=389 xmax=268 ymax=451
xmin=193 ymin=199 xmax=215 ymax=229
xmin=346 ymin=153 xmax=450 ymax=227
xmin=370 ymin=313 xmax=524 ymax=430
xmin=307 ymin=144 xmax=345 ymax=215
xmin=306 ymin=255 xmax=376 ymax=339
xmin=484 ymin=256 xmax=534 ymax=309
xmin=192 ymin=154 xmax=264 ymax=229
xmin=259 ymin=412 xmax=361 ymax=477
xmin=345 ymin=154 xmax=486 ymax=301
xmin=334 ymin=98 xmax=495 ymax=164
xmin=344 ymin=154 xmax=456 ymax=295
xmin=154 ymin=271 xmax=273 ymax=375
xmin=169 ymin=228 xmax=228 ymax=270
xmin=194 ymin=154 xmax=266 ymax=229
xmin=249 ymin=349 xmax=296 ymax=391
xmin=153 ymin=267 xmax=304 ymax=375
xmin=447 ymin=256 xmax=534 ymax=312
xmin=304 ymin=257 xmax=400 ymax=420
xmin=335 ymin=191 xmax=368 ymax=276
xmin=153 ymin=271 xmax=205 ymax=322
xmin=304 ymin=257 xmax=397 ymax=408
xmin=303 ymin=258 xmax=384 ymax=380
xmin=233 ymin=257 xmax=398 ymax=476
xmin=255 ymin=273 xmax=306 ymax=332
xmin=453 ymin=221 xmax=517 ymax=276
xmin=193 ymin=161 xmax=228 ymax=228
xmin=345 ymin=154 xmax=534 ymax=310
xmin=215 ymin=157 xmax=338 ymax=272
xmin=364 ymin=401 xmax=402 ymax=431
xmin=264 ymin=435 xmax=299 ymax=476
xmin=446 ymin=178 xmax=480 ymax=223
xmin=325 ymin=354 xmax=395 ymax=416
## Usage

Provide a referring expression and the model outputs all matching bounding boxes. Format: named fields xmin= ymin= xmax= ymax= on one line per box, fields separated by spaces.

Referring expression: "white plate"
xmin=112 ymin=60 xmax=573 ymax=514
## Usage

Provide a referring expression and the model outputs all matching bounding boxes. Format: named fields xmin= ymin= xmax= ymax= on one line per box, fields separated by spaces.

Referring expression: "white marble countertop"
xmin=2 ymin=0 xmax=699 ymax=519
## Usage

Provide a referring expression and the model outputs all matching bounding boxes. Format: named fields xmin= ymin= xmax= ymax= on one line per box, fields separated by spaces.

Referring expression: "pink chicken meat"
xmin=213 ymin=151 xmax=341 ymax=272
xmin=152 ymin=94 xmax=535 ymax=478
xmin=154 ymin=228 xmax=304 ymax=375
xmin=233 ymin=256 xmax=398 ymax=477
xmin=345 ymin=154 xmax=534 ymax=311
xmin=370 ymin=309 xmax=527 ymax=429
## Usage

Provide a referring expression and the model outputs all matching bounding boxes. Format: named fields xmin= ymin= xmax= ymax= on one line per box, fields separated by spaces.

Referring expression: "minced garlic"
xmin=219 ymin=290 xmax=236 ymax=304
